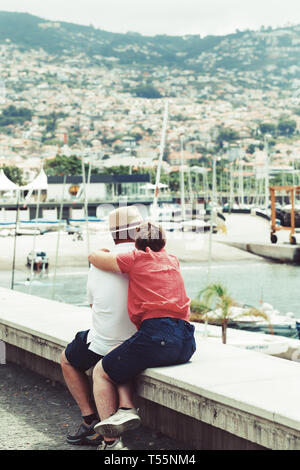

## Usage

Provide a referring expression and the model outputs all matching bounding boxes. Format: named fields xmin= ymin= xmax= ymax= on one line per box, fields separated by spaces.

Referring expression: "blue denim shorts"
xmin=65 ymin=330 xmax=103 ymax=372
xmin=101 ymin=317 xmax=196 ymax=385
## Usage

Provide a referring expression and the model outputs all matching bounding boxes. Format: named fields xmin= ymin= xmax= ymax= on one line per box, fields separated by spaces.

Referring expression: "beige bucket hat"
xmin=109 ymin=206 xmax=143 ymax=235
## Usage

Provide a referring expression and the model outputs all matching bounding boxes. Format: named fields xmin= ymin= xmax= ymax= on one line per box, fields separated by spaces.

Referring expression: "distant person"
xmin=60 ymin=206 xmax=143 ymax=448
xmin=89 ymin=221 xmax=196 ymax=451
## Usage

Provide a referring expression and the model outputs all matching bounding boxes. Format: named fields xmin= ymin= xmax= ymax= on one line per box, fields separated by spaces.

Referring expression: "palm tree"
xmin=190 ymin=283 xmax=271 ymax=344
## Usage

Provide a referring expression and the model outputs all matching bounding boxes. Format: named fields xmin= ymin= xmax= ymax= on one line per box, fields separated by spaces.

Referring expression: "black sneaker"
xmin=67 ymin=420 xmax=103 ymax=446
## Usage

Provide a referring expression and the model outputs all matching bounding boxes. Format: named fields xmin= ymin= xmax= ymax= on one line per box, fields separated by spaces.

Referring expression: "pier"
xmin=219 ymin=240 xmax=300 ymax=264
xmin=1 ymin=287 xmax=300 ymax=450
xmin=216 ymin=212 xmax=300 ymax=264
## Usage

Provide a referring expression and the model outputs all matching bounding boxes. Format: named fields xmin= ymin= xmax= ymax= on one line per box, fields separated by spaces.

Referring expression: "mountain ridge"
xmin=1 ymin=11 xmax=300 ymax=79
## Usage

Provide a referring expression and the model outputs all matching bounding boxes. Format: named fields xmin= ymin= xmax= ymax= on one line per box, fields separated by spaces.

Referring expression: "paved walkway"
xmin=0 ymin=362 xmax=186 ymax=451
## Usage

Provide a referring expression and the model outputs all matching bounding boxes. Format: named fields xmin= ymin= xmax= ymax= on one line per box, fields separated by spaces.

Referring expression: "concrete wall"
xmin=2 ymin=344 xmax=266 ymax=450
xmin=1 ymin=287 xmax=300 ymax=450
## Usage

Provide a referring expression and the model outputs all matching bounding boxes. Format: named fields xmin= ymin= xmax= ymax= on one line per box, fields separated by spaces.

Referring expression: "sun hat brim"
xmin=109 ymin=220 xmax=142 ymax=234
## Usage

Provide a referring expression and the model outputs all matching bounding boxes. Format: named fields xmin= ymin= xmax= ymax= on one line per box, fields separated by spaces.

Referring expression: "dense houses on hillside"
xmin=1 ymin=40 xmax=300 ymax=182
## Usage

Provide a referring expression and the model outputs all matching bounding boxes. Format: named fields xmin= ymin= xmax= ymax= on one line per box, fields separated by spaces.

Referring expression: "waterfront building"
xmin=46 ymin=174 xmax=150 ymax=203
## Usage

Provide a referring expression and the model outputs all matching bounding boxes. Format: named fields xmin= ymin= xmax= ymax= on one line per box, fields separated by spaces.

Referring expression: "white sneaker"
xmin=94 ymin=408 xmax=141 ymax=438
xmin=97 ymin=437 xmax=128 ymax=451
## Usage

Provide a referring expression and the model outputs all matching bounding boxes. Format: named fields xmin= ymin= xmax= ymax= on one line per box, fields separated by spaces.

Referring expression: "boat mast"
xmin=188 ymin=167 xmax=194 ymax=205
xmin=51 ymin=175 xmax=67 ymax=300
xmin=238 ymin=150 xmax=244 ymax=206
xmin=153 ymin=100 xmax=169 ymax=218
xmin=229 ymin=163 xmax=234 ymax=213
xmin=28 ymin=161 xmax=44 ymax=294
xmin=264 ymin=136 xmax=270 ymax=212
xmin=180 ymin=134 xmax=186 ymax=221
xmin=208 ymin=154 xmax=217 ymax=284
xmin=11 ymin=188 xmax=20 ymax=290
xmin=80 ymin=141 xmax=90 ymax=259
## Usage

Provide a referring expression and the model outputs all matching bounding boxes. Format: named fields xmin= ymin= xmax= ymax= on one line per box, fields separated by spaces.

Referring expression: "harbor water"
xmin=1 ymin=258 xmax=299 ymax=318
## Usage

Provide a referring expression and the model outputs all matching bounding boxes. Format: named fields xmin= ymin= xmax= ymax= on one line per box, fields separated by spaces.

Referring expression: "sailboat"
xmin=149 ymin=102 xmax=183 ymax=231
xmin=150 ymin=105 xmax=219 ymax=233
xmin=180 ymin=137 xmax=215 ymax=233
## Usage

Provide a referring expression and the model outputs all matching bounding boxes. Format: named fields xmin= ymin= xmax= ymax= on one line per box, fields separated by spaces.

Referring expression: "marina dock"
xmin=215 ymin=212 xmax=300 ymax=263
xmin=219 ymin=240 xmax=300 ymax=264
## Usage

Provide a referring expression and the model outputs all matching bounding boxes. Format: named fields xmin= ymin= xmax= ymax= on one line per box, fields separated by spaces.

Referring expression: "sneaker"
xmin=67 ymin=420 xmax=103 ymax=446
xmin=94 ymin=408 xmax=141 ymax=438
xmin=97 ymin=438 xmax=128 ymax=451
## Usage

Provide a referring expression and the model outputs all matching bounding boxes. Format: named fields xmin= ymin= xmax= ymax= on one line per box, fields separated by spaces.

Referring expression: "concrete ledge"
xmin=135 ymin=374 xmax=297 ymax=450
xmin=135 ymin=397 xmax=265 ymax=450
xmin=219 ymin=240 xmax=300 ymax=264
xmin=5 ymin=343 xmax=65 ymax=384
xmin=1 ymin=287 xmax=300 ymax=450
xmin=2 ymin=324 xmax=63 ymax=364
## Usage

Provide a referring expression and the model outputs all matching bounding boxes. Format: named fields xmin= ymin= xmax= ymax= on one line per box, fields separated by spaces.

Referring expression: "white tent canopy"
xmin=0 ymin=169 xmax=19 ymax=191
xmin=21 ymin=169 xmax=48 ymax=191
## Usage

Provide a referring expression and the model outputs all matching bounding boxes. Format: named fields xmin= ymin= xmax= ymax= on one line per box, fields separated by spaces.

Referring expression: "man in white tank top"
xmin=60 ymin=206 xmax=142 ymax=447
xmin=86 ymin=241 xmax=137 ymax=357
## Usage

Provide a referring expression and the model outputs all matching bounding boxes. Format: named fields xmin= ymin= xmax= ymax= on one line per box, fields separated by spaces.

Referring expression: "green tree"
xmin=101 ymin=166 xmax=131 ymax=175
xmin=246 ymin=143 xmax=256 ymax=154
xmin=43 ymin=111 xmax=67 ymax=137
xmin=0 ymin=105 xmax=33 ymax=126
xmin=44 ymin=155 xmax=80 ymax=176
xmin=216 ymin=127 xmax=239 ymax=150
xmin=133 ymin=85 xmax=162 ymax=99
xmin=277 ymin=119 xmax=297 ymax=136
xmin=259 ymin=122 xmax=276 ymax=135
xmin=45 ymin=118 xmax=57 ymax=133
xmin=2 ymin=165 xmax=24 ymax=185
xmin=44 ymin=154 xmax=99 ymax=176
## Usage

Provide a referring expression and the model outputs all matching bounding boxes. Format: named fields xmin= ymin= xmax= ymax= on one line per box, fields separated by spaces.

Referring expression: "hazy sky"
xmin=1 ymin=0 xmax=300 ymax=36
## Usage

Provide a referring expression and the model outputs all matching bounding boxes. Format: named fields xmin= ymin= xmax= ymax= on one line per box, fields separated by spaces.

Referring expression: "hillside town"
xmin=1 ymin=24 xmax=300 ymax=187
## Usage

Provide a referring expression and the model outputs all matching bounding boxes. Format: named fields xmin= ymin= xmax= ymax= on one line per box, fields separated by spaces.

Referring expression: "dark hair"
xmin=134 ymin=222 xmax=166 ymax=252
xmin=111 ymin=227 xmax=136 ymax=242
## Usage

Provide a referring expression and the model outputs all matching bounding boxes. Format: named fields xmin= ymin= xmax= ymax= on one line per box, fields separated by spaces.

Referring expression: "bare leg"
xmin=96 ymin=343 xmax=136 ymax=411
xmin=60 ymin=350 xmax=95 ymax=417
xmin=93 ymin=360 xmax=119 ymax=442
xmin=118 ymin=382 xmax=136 ymax=409
xmin=92 ymin=341 xmax=137 ymax=442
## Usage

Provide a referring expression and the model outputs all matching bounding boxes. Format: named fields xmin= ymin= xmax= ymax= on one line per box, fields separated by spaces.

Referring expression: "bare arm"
xmin=88 ymin=250 xmax=121 ymax=273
